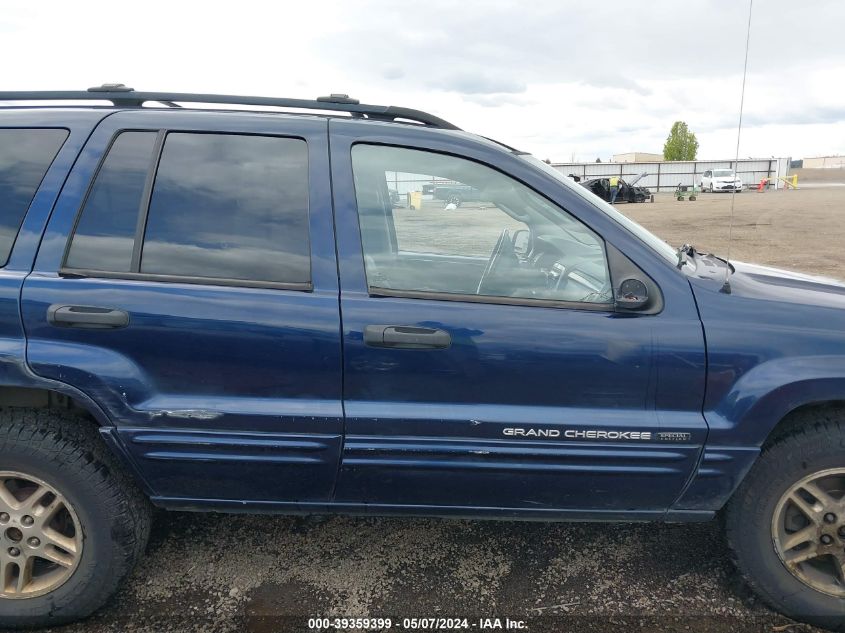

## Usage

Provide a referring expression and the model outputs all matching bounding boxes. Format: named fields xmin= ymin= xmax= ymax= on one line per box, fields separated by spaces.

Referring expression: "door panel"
xmin=330 ymin=120 xmax=708 ymax=513
xmin=22 ymin=111 xmax=342 ymax=504
xmin=337 ymin=294 xmax=704 ymax=510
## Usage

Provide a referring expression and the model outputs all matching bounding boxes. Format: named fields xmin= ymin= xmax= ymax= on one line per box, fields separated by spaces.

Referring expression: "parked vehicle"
xmin=1 ymin=86 xmax=845 ymax=631
xmin=700 ymin=168 xmax=743 ymax=192
xmin=580 ymin=173 xmax=654 ymax=203
xmin=431 ymin=183 xmax=482 ymax=207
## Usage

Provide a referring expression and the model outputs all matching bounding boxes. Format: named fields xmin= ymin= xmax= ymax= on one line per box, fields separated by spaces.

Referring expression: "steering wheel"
xmin=477 ymin=229 xmax=517 ymax=295
xmin=553 ymin=263 xmax=613 ymax=302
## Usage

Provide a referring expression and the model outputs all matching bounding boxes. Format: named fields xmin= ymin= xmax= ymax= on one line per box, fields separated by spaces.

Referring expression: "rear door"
xmin=21 ymin=110 xmax=343 ymax=506
xmin=330 ymin=120 xmax=708 ymax=516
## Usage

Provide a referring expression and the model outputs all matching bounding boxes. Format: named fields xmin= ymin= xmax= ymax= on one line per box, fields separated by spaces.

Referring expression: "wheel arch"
xmin=763 ymin=399 xmax=845 ymax=448
xmin=0 ymin=382 xmax=111 ymax=428
xmin=709 ymin=356 xmax=845 ymax=449
xmin=0 ymin=383 xmax=154 ymax=496
xmin=673 ymin=370 xmax=845 ymax=513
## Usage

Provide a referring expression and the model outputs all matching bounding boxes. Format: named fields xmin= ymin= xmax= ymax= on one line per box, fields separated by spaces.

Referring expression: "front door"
xmin=21 ymin=110 xmax=342 ymax=505
xmin=330 ymin=120 xmax=707 ymax=516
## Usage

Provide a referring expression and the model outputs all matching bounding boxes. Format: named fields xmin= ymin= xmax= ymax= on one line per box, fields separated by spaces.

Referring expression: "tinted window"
xmin=352 ymin=145 xmax=611 ymax=304
xmin=141 ymin=133 xmax=309 ymax=284
xmin=0 ymin=129 xmax=68 ymax=265
xmin=65 ymin=132 xmax=157 ymax=272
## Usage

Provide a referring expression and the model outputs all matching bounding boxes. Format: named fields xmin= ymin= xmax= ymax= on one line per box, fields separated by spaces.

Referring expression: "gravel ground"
xmin=46 ymin=513 xmax=795 ymax=633
xmin=44 ymin=184 xmax=843 ymax=633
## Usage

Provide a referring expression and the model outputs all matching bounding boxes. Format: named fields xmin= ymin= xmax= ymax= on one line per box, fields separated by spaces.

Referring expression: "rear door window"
xmin=0 ymin=129 xmax=69 ymax=265
xmin=65 ymin=132 xmax=158 ymax=272
xmin=140 ymin=133 xmax=310 ymax=284
xmin=64 ymin=131 xmax=311 ymax=287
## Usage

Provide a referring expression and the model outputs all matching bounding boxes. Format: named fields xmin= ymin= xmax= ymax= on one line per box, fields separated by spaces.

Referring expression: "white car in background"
xmin=700 ymin=169 xmax=743 ymax=192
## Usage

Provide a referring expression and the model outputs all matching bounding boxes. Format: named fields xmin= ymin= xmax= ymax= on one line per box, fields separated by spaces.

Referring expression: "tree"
xmin=663 ymin=121 xmax=699 ymax=161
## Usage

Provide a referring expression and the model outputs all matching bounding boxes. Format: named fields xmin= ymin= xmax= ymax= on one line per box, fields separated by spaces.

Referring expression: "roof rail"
xmin=0 ymin=84 xmax=461 ymax=130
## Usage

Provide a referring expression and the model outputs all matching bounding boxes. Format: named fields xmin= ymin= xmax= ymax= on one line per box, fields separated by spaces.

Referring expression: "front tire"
xmin=726 ymin=412 xmax=845 ymax=631
xmin=0 ymin=409 xmax=151 ymax=628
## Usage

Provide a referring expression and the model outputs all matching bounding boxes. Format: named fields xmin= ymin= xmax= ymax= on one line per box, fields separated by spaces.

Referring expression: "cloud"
xmin=578 ymin=76 xmax=652 ymax=97
xmin=743 ymin=106 xmax=845 ymax=128
xmin=315 ymin=0 xmax=845 ymax=90
xmin=382 ymin=67 xmax=404 ymax=80
xmin=432 ymin=73 xmax=526 ymax=95
xmin=1 ymin=0 xmax=843 ymax=160
xmin=461 ymin=94 xmax=536 ymax=108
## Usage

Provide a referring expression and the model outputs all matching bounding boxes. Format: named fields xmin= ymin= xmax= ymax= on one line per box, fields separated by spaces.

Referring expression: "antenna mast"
xmin=722 ymin=0 xmax=754 ymax=294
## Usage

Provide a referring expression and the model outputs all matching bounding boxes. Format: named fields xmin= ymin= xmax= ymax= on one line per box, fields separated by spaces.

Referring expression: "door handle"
xmin=363 ymin=325 xmax=451 ymax=349
xmin=47 ymin=305 xmax=130 ymax=329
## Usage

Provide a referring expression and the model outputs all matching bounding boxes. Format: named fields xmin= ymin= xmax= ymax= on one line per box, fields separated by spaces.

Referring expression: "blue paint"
xmin=0 ymin=104 xmax=841 ymax=520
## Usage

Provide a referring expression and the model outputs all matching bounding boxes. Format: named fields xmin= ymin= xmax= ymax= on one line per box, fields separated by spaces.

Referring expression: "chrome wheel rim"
xmin=0 ymin=471 xmax=82 ymax=598
xmin=772 ymin=467 xmax=845 ymax=597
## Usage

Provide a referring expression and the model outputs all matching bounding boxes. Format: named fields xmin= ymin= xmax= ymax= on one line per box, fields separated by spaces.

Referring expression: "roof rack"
xmin=0 ymin=84 xmax=461 ymax=130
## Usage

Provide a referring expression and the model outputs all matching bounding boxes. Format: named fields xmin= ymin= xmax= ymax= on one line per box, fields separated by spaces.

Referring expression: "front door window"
xmin=351 ymin=145 xmax=612 ymax=306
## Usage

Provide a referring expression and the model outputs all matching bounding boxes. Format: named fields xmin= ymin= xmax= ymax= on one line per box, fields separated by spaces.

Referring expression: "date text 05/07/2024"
xmin=307 ymin=617 xmax=528 ymax=630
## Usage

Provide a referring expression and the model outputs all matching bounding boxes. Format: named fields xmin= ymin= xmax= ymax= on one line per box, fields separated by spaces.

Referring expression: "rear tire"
xmin=726 ymin=412 xmax=845 ymax=631
xmin=0 ymin=409 xmax=151 ymax=628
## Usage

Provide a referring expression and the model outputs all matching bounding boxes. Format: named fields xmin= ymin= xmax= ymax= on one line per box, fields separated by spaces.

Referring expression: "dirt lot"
xmin=625 ymin=187 xmax=845 ymax=279
xmin=394 ymin=184 xmax=845 ymax=280
xmin=46 ymin=185 xmax=844 ymax=633
xmin=792 ymin=167 xmax=845 ymax=184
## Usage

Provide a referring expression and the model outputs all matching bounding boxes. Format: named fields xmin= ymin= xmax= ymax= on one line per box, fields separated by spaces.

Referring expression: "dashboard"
xmin=516 ymin=234 xmax=612 ymax=303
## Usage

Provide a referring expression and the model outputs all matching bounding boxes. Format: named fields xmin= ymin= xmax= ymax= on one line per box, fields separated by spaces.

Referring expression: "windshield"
xmin=712 ymin=169 xmax=735 ymax=177
xmin=519 ymin=155 xmax=684 ymax=268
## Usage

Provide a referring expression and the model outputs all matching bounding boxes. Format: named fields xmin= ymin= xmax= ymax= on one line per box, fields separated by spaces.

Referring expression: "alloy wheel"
xmin=0 ymin=471 xmax=82 ymax=598
xmin=772 ymin=468 xmax=845 ymax=597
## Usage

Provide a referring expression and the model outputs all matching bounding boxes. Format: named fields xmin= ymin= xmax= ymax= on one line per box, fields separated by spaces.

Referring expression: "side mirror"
xmin=512 ymin=229 xmax=530 ymax=256
xmin=615 ymin=278 xmax=649 ymax=310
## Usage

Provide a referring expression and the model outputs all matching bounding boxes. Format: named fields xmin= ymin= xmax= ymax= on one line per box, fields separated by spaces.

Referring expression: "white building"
xmin=803 ymin=155 xmax=845 ymax=169
xmin=612 ymin=152 xmax=664 ymax=163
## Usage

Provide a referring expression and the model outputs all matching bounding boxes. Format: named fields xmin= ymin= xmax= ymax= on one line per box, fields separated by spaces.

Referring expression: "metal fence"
xmin=551 ymin=157 xmax=791 ymax=191
xmin=385 ymin=173 xmax=448 ymax=195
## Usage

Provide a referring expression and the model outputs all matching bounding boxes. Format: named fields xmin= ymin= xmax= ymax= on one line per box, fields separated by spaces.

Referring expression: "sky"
xmin=2 ymin=0 xmax=843 ymax=162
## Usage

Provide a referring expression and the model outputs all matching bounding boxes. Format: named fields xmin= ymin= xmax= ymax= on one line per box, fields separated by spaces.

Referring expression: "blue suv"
xmin=1 ymin=85 xmax=844 ymax=630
